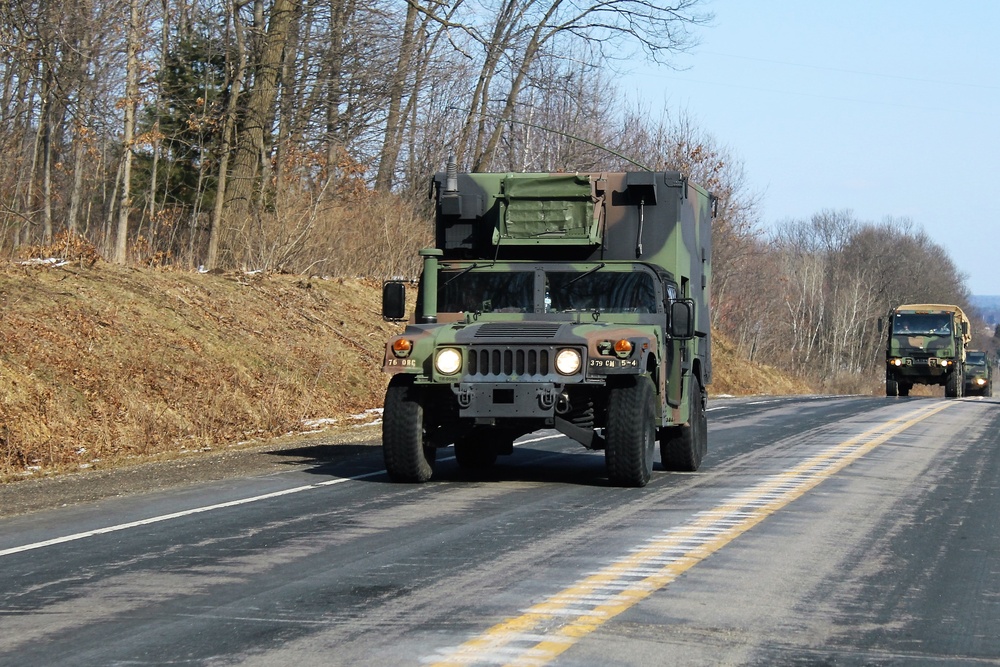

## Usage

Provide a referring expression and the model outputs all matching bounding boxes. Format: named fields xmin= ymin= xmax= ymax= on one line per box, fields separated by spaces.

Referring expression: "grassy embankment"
xmin=0 ymin=260 xmax=811 ymax=482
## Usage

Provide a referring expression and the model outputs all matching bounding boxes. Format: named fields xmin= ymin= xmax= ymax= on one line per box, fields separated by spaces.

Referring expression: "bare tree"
xmin=226 ymin=0 xmax=299 ymax=215
xmin=447 ymin=0 xmax=709 ymax=171
xmin=113 ymin=0 xmax=143 ymax=263
xmin=206 ymin=0 xmax=249 ymax=270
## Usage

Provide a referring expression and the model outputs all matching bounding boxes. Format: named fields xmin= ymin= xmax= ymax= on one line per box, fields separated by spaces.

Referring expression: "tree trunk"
xmin=374 ymin=0 xmax=418 ymax=192
xmin=115 ymin=0 xmax=141 ymax=264
xmin=206 ymin=0 xmax=248 ymax=270
xmin=226 ymin=0 xmax=298 ymax=216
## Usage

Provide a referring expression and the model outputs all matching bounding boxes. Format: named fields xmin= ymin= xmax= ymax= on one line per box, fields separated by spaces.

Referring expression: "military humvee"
xmin=963 ymin=350 xmax=993 ymax=397
xmin=880 ymin=304 xmax=971 ymax=397
xmin=380 ymin=161 xmax=714 ymax=487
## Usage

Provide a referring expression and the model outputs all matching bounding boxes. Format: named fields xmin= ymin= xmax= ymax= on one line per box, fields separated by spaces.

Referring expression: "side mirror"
xmin=382 ymin=281 xmax=407 ymax=321
xmin=877 ymin=317 xmax=884 ymax=334
xmin=962 ymin=321 xmax=969 ymax=336
xmin=669 ymin=300 xmax=695 ymax=339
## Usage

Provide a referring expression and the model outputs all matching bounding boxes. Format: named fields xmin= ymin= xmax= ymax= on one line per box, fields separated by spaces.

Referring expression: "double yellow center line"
xmin=427 ymin=400 xmax=954 ymax=666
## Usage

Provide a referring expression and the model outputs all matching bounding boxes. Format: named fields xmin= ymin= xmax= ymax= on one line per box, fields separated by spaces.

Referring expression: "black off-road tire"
xmin=382 ymin=375 xmax=436 ymax=482
xmin=899 ymin=382 xmax=911 ymax=397
xmin=660 ymin=376 xmax=708 ymax=472
xmin=605 ymin=375 xmax=657 ymax=487
xmin=945 ymin=371 xmax=962 ymax=398
xmin=885 ymin=376 xmax=899 ymax=397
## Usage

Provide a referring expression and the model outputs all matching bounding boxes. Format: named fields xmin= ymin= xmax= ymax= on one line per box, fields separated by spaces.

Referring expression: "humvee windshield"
xmin=893 ymin=314 xmax=952 ymax=335
xmin=437 ymin=268 xmax=657 ymax=314
xmin=546 ymin=271 xmax=656 ymax=314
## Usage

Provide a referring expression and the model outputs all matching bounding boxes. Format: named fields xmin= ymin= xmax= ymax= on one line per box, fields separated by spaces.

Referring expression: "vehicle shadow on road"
xmin=270 ymin=441 xmax=640 ymax=488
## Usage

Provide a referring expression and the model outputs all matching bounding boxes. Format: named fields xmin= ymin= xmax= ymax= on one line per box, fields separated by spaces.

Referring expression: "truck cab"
xmin=883 ymin=304 xmax=971 ymax=398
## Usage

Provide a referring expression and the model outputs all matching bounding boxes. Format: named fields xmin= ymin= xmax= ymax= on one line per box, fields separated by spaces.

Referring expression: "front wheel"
xmin=660 ymin=376 xmax=707 ymax=472
xmin=605 ymin=375 xmax=657 ymax=487
xmin=945 ymin=371 xmax=963 ymax=398
xmin=382 ymin=375 xmax=436 ymax=482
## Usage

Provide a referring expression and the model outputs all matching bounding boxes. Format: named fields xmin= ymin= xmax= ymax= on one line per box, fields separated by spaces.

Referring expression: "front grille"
xmin=474 ymin=323 xmax=563 ymax=339
xmin=467 ymin=346 xmax=551 ymax=379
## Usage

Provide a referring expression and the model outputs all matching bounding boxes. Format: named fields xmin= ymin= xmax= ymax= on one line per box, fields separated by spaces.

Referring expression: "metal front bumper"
xmin=890 ymin=358 xmax=952 ymax=378
xmin=453 ymin=382 xmax=560 ymax=418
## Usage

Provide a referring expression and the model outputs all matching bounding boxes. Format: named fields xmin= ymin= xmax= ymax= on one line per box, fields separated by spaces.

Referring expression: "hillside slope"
xmin=0 ymin=261 xmax=810 ymax=482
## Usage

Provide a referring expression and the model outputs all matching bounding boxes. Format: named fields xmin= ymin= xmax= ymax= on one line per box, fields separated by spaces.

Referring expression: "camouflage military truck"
xmin=963 ymin=350 xmax=993 ymax=397
xmin=380 ymin=161 xmax=714 ymax=487
xmin=880 ymin=304 xmax=971 ymax=397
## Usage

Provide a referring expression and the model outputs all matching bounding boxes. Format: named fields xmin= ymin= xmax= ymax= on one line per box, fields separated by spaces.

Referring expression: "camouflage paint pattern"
xmin=963 ymin=350 xmax=993 ymax=395
xmin=383 ymin=169 xmax=713 ymax=442
xmin=885 ymin=303 xmax=971 ymax=388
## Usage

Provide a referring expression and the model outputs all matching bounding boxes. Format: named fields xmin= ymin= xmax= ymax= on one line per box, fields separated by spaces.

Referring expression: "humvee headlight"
xmin=434 ymin=348 xmax=462 ymax=375
xmin=891 ymin=358 xmax=902 ymax=366
xmin=392 ymin=338 xmax=412 ymax=358
xmin=555 ymin=348 xmax=582 ymax=375
xmin=613 ymin=339 xmax=633 ymax=359
xmin=977 ymin=378 xmax=987 ymax=386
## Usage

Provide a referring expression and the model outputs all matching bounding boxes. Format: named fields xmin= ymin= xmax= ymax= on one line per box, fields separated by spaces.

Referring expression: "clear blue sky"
xmin=629 ymin=0 xmax=999 ymax=295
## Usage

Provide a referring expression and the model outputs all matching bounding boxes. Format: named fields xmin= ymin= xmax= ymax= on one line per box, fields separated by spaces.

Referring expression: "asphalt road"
xmin=1 ymin=394 xmax=999 ymax=666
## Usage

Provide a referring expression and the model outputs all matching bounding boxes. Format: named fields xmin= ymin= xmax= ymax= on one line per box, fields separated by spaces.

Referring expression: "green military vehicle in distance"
xmin=881 ymin=303 xmax=971 ymax=397
xmin=963 ymin=350 xmax=993 ymax=397
xmin=380 ymin=160 xmax=714 ymax=487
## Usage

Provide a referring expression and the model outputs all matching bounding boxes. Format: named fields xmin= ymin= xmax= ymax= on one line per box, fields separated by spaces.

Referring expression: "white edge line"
xmin=0 ymin=434 xmax=566 ymax=558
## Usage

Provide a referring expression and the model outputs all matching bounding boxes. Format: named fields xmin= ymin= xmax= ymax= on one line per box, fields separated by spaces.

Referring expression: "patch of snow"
xmin=19 ymin=257 xmax=69 ymax=267
xmin=302 ymin=417 xmax=338 ymax=429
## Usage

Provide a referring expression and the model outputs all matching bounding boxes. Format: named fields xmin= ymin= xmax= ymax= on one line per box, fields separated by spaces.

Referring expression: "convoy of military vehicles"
xmin=378 ymin=158 xmax=993 ymax=487
xmin=880 ymin=303 xmax=994 ymax=398
xmin=380 ymin=160 xmax=714 ymax=487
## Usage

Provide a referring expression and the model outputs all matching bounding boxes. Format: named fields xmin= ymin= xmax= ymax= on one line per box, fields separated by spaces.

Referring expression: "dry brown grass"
xmin=709 ymin=329 xmax=814 ymax=397
xmin=0 ymin=259 xmax=401 ymax=481
xmin=0 ymin=257 xmax=815 ymax=483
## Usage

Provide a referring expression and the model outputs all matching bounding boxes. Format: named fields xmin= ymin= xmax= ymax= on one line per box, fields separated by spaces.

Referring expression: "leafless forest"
xmin=0 ymin=0 xmax=979 ymax=389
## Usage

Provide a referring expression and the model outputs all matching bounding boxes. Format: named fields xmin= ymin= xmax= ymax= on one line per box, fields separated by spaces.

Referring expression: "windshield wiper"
xmin=563 ymin=263 xmax=606 ymax=287
xmin=440 ymin=263 xmax=479 ymax=289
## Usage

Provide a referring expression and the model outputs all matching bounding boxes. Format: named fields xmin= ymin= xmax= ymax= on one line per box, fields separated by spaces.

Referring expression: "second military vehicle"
xmin=881 ymin=303 xmax=971 ymax=397
xmin=380 ymin=161 xmax=714 ymax=487
xmin=963 ymin=350 xmax=993 ymax=397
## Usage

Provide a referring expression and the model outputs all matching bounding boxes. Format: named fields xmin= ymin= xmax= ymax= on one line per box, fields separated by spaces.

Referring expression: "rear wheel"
xmin=605 ymin=375 xmax=656 ymax=487
xmin=382 ymin=375 xmax=436 ymax=482
xmin=660 ymin=376 xmax=708 ymax=472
